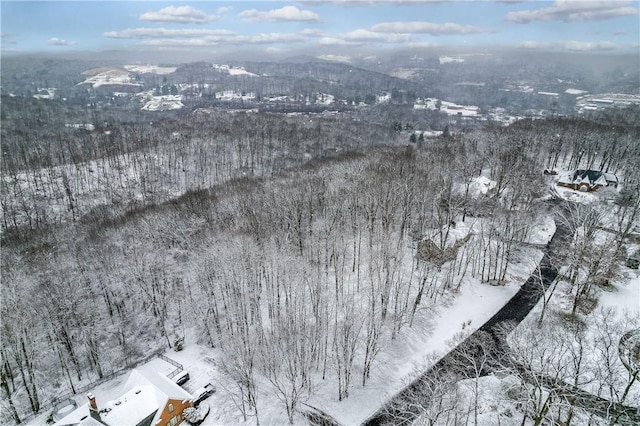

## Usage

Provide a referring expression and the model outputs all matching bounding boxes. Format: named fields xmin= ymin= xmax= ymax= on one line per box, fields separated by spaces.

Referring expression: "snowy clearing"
xmin=565 ymin=88 xmax=588 ymax=95
xmin=141 ymin=95 xmax=184 ymax=111
xmin=212 ymin=64 xmax=259 ymax=77
xmin=124 ymin=65 xmax=177 ymax=74
xmin=79 ymin=68 xmax=140 ymax=88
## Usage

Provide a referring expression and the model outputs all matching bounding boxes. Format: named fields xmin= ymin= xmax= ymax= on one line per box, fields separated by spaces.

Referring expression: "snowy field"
xmin=79 ymin=68 xmax=141 ymax=89
xmin=124 ymin=65 xmax=177 ymax=75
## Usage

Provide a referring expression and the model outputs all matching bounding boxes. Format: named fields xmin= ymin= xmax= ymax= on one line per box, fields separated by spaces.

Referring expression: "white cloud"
xmin=137 ymin=32 xmax=307 ymax=47
xmin=317 ymin=54 xmax=352 ymax=63
xmin=317 ymin=29 xmax=410 ymax=45
xmin=299 ymin=28 xmax=325 ymax=37
xmin=407 ymin=41 xmax=442 ymax=48
xmin=239 ymin=6 xmax=320 ymax=22
xmin=519 ymin=40 xmax=619 ymax=51
xmin=506 ymin=1 xmax=639 ymax=23
xmin=47 ymin=37 xmax=76 ymax=46
xmin=104 ymin=28 xmax=235 ymax=39
xmin=345 ymin=29 xmax=410 ymax=42
xmin=265 ymin=46 xmax=285 ymax=54
xmin=372 ymin=21 xmax=489 ymax=35
xmin=139 ymin=6 xmax=219 ymax=24
xmin=318 ymin=37 xmax=357 ymax=46
xmin=243 ymin=33 xmax=307 ymax=44
xmin=104 ymin=25 xmax=312 ymax=48
xmin=304 ymin=0 xmax=450 ymax=5
xmin=217 ymin=6 xmax=233 ymax=15
xmin=140 ymin=38 xmax=214 ymax=47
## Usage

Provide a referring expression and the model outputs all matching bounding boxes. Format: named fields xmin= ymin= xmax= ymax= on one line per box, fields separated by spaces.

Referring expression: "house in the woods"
xmin=557 ymin=169 xmax=619 ymax=192
xmin=53 ymin=369 xmax=193 ymax=426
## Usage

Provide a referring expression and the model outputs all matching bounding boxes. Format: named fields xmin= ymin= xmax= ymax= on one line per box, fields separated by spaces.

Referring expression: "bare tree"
xmin=383 ymin=355 xmax=461 ymax=426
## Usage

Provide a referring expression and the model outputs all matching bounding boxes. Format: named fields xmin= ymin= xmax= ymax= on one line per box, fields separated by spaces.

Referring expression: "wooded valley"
xmin=2 ymin=95 xmax=639 ymax=424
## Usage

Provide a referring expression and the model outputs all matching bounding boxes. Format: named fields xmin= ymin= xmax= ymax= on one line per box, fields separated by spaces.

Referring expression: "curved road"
xmin=304 ymin=201 xmax=639 ymax=425
xmin=362 ymin=201 xmax=640 ymax=426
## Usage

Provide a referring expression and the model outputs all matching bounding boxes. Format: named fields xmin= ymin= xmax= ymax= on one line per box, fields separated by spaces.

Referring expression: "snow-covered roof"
xmin=557 ymin=171 xmax=574 ymax=185
xmin=52 ymin=403 xmax=91 ymax=426
xmin=573 ymin=170 xmax=607 ymax=187
xmin=126 ymin=369 xmax=192 ymax=401
xmin=53 ymin=369 xmax=192 ymax=426
xmin=77 ymin=416 xmax=104 ymax=426
xmin=99 ymin=384 xmax=160 ymax=426
xmin=594 ymin=174 xmax=608 ymax=187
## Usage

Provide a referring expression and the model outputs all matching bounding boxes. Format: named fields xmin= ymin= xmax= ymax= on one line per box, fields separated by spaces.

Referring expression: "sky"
xmin=1 ymin=1 xmax=639 ymax=59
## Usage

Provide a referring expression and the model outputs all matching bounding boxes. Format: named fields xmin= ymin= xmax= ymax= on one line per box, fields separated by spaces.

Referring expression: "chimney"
xmin=87 ymin=393 xmax=101 ymax=422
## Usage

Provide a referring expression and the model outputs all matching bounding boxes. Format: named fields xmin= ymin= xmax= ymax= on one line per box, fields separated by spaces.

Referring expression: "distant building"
xmin=557 ymin=169 xmax=618 ymax=192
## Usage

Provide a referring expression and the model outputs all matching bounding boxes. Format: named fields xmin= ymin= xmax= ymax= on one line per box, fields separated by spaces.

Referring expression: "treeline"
xmin=0 ymin=57 xmax=115 ymax=97
xmin=1 ymin=108 xmax=399 ymax=231
xmin=168 ymin=60 xmax=424 ymax=101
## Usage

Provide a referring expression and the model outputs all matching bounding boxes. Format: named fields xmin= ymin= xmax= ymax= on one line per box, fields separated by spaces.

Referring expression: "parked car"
xmin=191 ymin=383 xmax=215 ymax=407
xmin=172 ymin=370 xmax=190 ymax=386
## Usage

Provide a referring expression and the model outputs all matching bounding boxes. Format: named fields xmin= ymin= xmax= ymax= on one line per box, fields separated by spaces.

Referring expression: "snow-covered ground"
xmin=555 ymin=184 xmax=600 ymax=203
xmin=376 ymin=92 xmax=392 ymax=103
xmin=33 ymin=87 xmax=56 ymax=99
xmin=466 ymin=175 xmax=497 ymax=196
xmin=82 ymin=64 xmax=178 ymax=88
xmin=79 ymin=68 xmax=141 ymax=88
xmin=416 ymin=130 xmax=444 ymax=138
xmin=315 ymin=93 xmax=335 ymax=105
xmin=215 ymin=90 xmax=256 ymax=101
xmin=141 ymin=95 xmax=184 ymax=111
xmin=227 ymin=68 xmax=258 ymax=77
xmin=507 ymin=266 xmax=640 ymax=409
xmin=124 ymin=65 xmax=177 ymax=74
xmin=413 ymin=98 xmax=479 ymax=117
xmin=439 ymin=56 xmax=465 ymax=64
xmin=65 ymin=123 xmax=95 ymax=131
xmin=389 ymin=68 xmax=419 ymax=80
xmin=308 ymin=255 xmax=542 ymax=426
xmin=447 ymin=373 xmax=606 ymax=426
xmin=212 ymin=64 xmax=258 ymax=77
xmin=565 ymin=88 xmax=588 ymax=95
xmin=317 ymin=54 xmax=352 ymax=63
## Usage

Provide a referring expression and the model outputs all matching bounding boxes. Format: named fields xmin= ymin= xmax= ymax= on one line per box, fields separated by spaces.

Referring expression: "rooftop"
xmin=53 ymin=370 xmax=192 ymax=426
